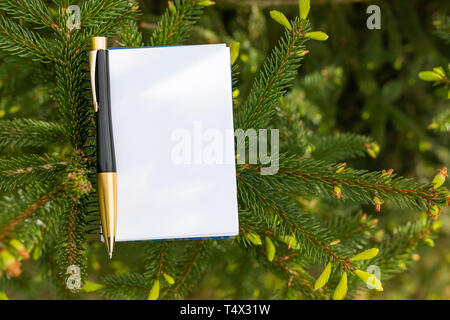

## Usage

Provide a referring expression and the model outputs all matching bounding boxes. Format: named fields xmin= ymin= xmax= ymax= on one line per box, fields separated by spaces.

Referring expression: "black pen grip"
xmin=95 ymin=50 xmax=116 ymax=172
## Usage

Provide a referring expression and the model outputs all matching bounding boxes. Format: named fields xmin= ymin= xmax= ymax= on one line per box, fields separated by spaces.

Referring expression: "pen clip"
xmin=89 ymin=50 xmax=99 ymax=112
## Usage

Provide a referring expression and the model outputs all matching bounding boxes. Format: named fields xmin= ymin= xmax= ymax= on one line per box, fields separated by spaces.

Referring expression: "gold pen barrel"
xmin=97 ymin=172 xmax=117 ymax=258
xmin=92 ymin=37 xmax=107 ymax=50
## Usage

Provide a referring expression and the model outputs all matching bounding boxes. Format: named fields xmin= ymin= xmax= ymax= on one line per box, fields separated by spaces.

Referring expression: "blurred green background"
xmin=1 ymin=0 xmax=449 ymax=299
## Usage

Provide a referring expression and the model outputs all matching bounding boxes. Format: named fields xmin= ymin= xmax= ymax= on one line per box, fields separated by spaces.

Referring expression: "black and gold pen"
xmin=89 ymin=37 xmax=117 ymax=259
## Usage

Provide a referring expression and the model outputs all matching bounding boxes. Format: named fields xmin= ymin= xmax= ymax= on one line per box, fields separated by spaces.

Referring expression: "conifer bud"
xmin=163 ymin=273 xmax=175 ymax=285
xmin=350 ymin=248 xmax=379 ymax=261
xmin=265 ymin=237 xmax=276 ymax=262
xmin=270 ymin=10 xmax=292 ymax=31
xmin=197 ymin=0 xmax=215 ymax=6
xmin=82 ymin=280 xmax=104 ymax=292
xmin=230 ymin=42 xmax=240 ymax=65
xmin=168 ymin=1 xmax=176 ymax=14
xmin=333 ymin=272 xmax=347 ymax=300
xmin=280 ymin=234 xmax=300 ymax=250
xmin=354 ymin=270 xmax=383 ymax=291
xmin=424 ymin=238 xmax=435 ymax=247
xmin=328 ymin=240 xmax=341 ymax=246
xmin=314 ymin=262 xmax=332 ymax=290
xmin=381 ymin=168 xmax=394 ymax=177
xmin=365 ymin=143 xmax=380 ymax=158
xmin=433 ymin=67 xmax=445 ymax=78
xmin=427 ymin=205 xmax=441 ymax=220
xmin=418 ymin=71 xmax=443 ymax=82
xmin=299 ymin=0 xmax=310 ymax=20
xmin=431 ymin=167 xmax=447 ymax=190
xmin=296 ymin=50 xmax=309 ymax=56
xmin=398 ymin=261 xmax=407 ymax=270
xmin=333 ymin=185 xmax=342 ymax=199
xmin=148 ymin=279 xmax=160 ymax=300
xmin=287 ymin=235 xmax=300 ymax=250
xmin=336 ymin=162 xmax=346 ymax=173
xmin=305 ymin=31 xmax=329 ymax=41
xmin=372 ymin=196 xmax=384 ymax=212
xmin=245 ymin=232 xmax=262 ymax=245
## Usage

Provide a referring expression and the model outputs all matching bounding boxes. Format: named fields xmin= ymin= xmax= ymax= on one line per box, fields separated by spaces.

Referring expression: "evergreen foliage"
xmin=0 ymin=0 xmax=448 ymax=300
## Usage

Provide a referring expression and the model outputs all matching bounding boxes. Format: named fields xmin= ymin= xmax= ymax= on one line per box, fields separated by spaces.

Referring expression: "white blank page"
xmin=108 ymin=44 xmax=238 ymax=241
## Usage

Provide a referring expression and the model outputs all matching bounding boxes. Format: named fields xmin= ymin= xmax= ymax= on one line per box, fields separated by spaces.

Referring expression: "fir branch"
xmin=118 ymin=19 xmax=143 ymax=47
xmin=237 ymin=177 xmax=356 ymax=271
xmin=168 ymin=240 xmax=207 ymax=299
xmin=0 ymin=119 xmax=65 ymax=148
xmin=238 ymin=18 xmax=310 ymax=130
xmin=239 ymin=157 xmax=447 ymax=210
xmin=429 ymin=107 xmax=450 ymax=132
xmin=238 ymin=217 xmax=332 ymax=299
xmin=149 ymin=0 xmax=205 ymax=46
xmin=328 ymin=213 xmax=376 ymax=248
xmin=143 ymin=241 xmax=176 ymax=281
xmin=369 ymin=219 xmax=435 ymax=280
xmin=0 ymin=155 xmax=66 ymax=192
xmin=433 ymin=15 xmax=450 ymax=44
xmin=0 ymin=183 xmax=64 ymax=241
xmin=99 ymin=273 xmax=148 ymax=300
xmin=0 ymin=15 xmax=57 ymax=63
xmin=0 ymin=0 xmax=58 ymax=30
xmin=76 ymin=1 xmax=139 ymax=48
xmin=54 ymin=42 xmax=90 ymax=149
xmin=309 ymin=133 xmax=374 ymax=162
xmin=260 ymin=249 xmax=330 ymax=299
xmin=55 ymin=196 xmax=88 ymax=289
xmin=79 ymin=0 xmax=136 ymax=29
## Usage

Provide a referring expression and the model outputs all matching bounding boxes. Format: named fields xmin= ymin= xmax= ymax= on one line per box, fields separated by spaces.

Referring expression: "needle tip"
xmin=107 ymin=236 xmax=115 ymax=259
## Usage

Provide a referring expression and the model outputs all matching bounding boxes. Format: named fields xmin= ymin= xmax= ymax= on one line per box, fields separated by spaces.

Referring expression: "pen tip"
xmin=107 ymin=236 xmax=115 ymax=260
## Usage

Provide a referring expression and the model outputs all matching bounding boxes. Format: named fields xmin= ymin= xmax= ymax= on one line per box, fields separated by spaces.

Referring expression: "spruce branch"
xmin=0 ymin=15 xmax=57 ymax=63
xmin=328 ymin=213 xmax=377 ymax=248
xmin=0 ymin=119 xmax=65 ymax=148
xmin=80 ymin=0 xmax=136 ymax=29
xmin=309 ymin=133 xmax=374 ymax=162
xmin=167 ymin=239 xmax=208 ymax=299
xmin=0 ymin=0 xmax=58 ymax=30
xmin=118 ymin=19 xmax=143 ymax=47
xmin=237 ymin=177 xmax=356 ymax=271
xmin=239 ymin=158 xmax=447 ymax=210
xmin=150 ymin=0 xmax=206 ymax=47
xmin=370 ymin=219 xmax=437 ymax=280
xmin=73 ymin=0 xmax=139 ymax=51
xmin=256 ymin=247 xmax=330 ymax=299
xmin=0 ymin=183 xmax=64 ymax=241
xmin=55 ymin=197 xmax=88 ymax=289
xmin=99 ymin=273 xmax=148 ymax=300
xmin=0 ymin=155 xmax=67 ymax=192
xmin=433 ymin=14 xmax=450 ymax=44
xmin=238 ymin=18 xmax=310 ymax=130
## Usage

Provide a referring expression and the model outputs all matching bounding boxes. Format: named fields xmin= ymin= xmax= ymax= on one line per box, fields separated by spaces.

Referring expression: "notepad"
xmin=107 ymin=44 xmax=239 ymax=242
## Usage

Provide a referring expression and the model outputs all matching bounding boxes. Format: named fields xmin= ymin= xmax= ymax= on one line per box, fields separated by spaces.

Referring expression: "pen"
xmin=89 ymin=37 xmax=117 ymax=259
